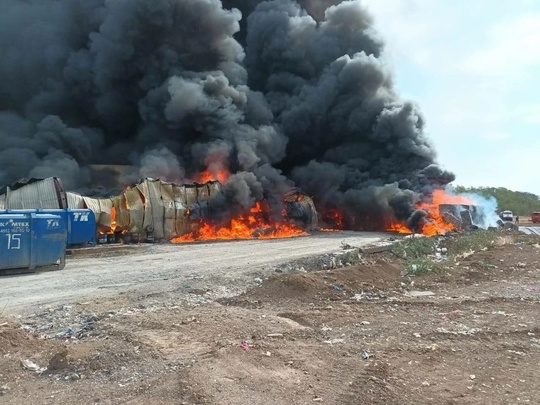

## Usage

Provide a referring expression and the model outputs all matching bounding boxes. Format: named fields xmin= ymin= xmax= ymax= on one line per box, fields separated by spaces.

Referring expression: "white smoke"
xmin=445 ymin=186 xmax=500 ymax=229
xmin=463 ymin=192 xmax=500 ymax=229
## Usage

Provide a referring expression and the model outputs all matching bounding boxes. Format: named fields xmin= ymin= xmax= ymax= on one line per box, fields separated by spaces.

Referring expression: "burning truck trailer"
xmin=386 ymin=190 xmax=481 ymax=236
xmin=0 ymin=177 xmax=318 ymax=244
xmin=438 ymin=204 xmax=480 ymax=232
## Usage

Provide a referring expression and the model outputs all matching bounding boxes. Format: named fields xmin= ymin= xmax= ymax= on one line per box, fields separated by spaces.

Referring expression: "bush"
xmin=444 ymin=230 xmax=501 ymax=257
xmin=392 ymin=236 xmax=436 ymax=259
xmin=403 ymin=258 xmax=434 ymax=276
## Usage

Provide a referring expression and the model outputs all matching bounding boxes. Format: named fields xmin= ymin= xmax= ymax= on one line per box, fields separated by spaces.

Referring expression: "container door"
xmin=31 ymin=213 xmax=67 ymax=268
xmin=0 ymin=214 xmax=32 ymax=270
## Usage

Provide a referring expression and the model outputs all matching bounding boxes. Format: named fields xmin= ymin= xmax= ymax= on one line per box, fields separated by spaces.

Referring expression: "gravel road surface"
xmin=1 ymin=231 xmax=389 ymax=315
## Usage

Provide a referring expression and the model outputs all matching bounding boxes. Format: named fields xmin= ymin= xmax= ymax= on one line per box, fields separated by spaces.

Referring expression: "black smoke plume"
xmin=0 ymin=0 xmax=454 ymax=230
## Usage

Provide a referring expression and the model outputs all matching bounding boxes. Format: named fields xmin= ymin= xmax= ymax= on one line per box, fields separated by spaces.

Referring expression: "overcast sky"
xmin=362 ymin=0 xmax=540 ymax=195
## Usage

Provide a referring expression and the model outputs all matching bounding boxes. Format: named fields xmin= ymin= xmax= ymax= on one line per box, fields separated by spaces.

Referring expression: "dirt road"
xmin=1 ymin=231 xmax=389 ymax=315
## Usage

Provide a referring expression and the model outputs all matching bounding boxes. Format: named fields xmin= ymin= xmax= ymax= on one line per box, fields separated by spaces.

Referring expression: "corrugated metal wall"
xmin=1 ymin=177 xmax=225 ymax=240
xmin=77 ymin=179 xmax=223 ymax=240
xmin=4 ymin=178 xmax=63 ymax=209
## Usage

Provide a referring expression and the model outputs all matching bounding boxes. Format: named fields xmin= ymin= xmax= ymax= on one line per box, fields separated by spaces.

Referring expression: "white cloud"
xmin=362 ymin=0 xmax=540 ymax=194
xmin=459 ymin=14 xmax=540 ymax=76
xmin=512 ymin=103 xmax=540 ymax=124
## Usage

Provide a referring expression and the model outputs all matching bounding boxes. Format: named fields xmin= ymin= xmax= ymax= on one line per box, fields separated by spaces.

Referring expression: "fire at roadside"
xmin=0 ymin=176 xmax=318 ymax=245
xmin=387 ymin=189 xmax=513 ymax=237
xmin=0 ymin=175 xmax=511 ymax=247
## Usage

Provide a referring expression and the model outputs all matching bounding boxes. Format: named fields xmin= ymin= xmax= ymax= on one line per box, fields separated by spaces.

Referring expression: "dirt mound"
xmin=0 ymin=326 xmax=40 ymax=355
xmin=243 ymin=262 xmax=403 ymax=302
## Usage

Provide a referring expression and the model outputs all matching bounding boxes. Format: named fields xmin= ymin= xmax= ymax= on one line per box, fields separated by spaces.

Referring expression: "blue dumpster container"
xmin=0 ymin=212 xmax=67 ymax=271
xmin=0 ymin=209 xmax=96 ymax=247
xmin=41 ymin=209 xmax=96 ymax=247
xmin=65 ymin=209 xmax=96 ymax=246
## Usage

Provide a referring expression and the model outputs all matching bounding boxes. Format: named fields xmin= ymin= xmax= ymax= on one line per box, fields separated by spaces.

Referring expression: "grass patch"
xmin=403 ymin=258 xmax=435 ymax=276
xmin=393 ymin=229 xmax=517 ymax=277
xmin=444 ymin=229 xmax=505 ymax=258
xmin=392 ymin=236 xmax=439 ymax=276
xmin=392 ymin=236 xmax=436 ymax=259
xmin=341 ymin=249 xmax=360 ymax=266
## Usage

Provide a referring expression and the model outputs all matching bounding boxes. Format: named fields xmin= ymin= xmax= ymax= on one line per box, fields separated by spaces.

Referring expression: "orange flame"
xmin=387 ymin=189 xmax=476 ymax=236
xmin=171 ymin=201 xmax=308 ymax=243
xmin=387 ymin=222 xmax=412 ymax=234
xmin=195 ymin=168 xmax=230 ymax=184
xmin=320 ymin=208 xmax=344 ymax=230
xmin=111 ymin=206 xmax=116 ymax=232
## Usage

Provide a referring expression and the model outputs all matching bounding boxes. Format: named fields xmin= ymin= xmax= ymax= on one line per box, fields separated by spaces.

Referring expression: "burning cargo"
xmin=439 ymin=204 xmax=479 ymax=231
xmin=0 ymin=177 xmax=317 ymax=243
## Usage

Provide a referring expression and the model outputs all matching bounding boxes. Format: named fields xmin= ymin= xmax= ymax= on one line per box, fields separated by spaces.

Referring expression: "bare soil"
xmin=1 ymin=232 xmax=540 ymax=404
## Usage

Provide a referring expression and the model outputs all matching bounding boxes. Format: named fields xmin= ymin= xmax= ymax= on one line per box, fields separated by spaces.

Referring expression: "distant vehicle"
xmin=500 ymin=210 xmax=514 ymax=222
xmin=532 ymin=211 xmax=540 ymax=223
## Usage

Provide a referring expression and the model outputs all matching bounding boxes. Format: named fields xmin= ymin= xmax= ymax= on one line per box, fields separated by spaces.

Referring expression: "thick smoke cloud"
xmin=0 ymin=0 xmax=454 ymax=229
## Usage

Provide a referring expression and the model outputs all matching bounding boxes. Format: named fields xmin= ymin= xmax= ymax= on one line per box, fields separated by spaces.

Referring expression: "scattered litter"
xmin=507 ymin=350 xmax=525 ymax=356
xmin=406 ymin=290 xmax=435 ymax=297
xmin=352 ymin=292 xmax=386 ymax=301
xmin=413 ymin=333 xmax=422 ymax=338
xmin=321 ymin=326 xmax=332 ymax=332
xmin=64 ymin=372 xmax=80 ymax=381
xmin=470 ymin=374 xmax=476 ymax=380
xmin=55 ymin=327 xmax=74 ymax=338
xmin=359 ymin=321 xmax=370 ymax=326
xmin=331 ymin=284 xmax=343 ymax=292
xmin=491 ymin=311 xmax=515 ymax=317
xmin=313 ymin=398 xmax=323 ymax=402
xmin=254 ymin=277 xmax=263 ymax=284
xmin=422 ymin=381 xmax=430 ymax=386
xmin=185 ymin=274 xmax=204 ymax=280
xmin=434 ymin=253 xmax=448 ymax=262
xmin=21 ymin=359 xmax=46 ymax=373
xmin=240 ymin=341 xmax=250 ymax=352
xmin=264 ymin=351 xmax=271 ymax=357
xmin=455 ymin=250 xmax=474 ymax=260
xmin=437 ymin=324 xmax=480 ymax=336
xmin=324 ymin=338 xmax=344 ymax=345
xmin=361 ymin=349 xmax=374 ymax=360
xmin=517 ymin=262 xmax=527 ymax=268
xmin=0 ymin=385 xmax=9 ymax=396
xmin=0 ymin=322 xmax=8 ymax=327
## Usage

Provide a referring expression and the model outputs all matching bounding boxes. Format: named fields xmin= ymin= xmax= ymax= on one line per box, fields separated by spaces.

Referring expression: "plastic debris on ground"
xmin=21 ymin=359 xmax=46 ymax=373
xmin=240 ymin=341 xmax=250 ymax=351
xmin=405 ymin=290 xmax=435 ymax=297
xmin=361 ymin=349 xmax=374 ymax=360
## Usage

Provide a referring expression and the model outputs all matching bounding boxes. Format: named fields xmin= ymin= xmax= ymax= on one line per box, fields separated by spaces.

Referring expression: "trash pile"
xmin=19 ymin=307 xmax=102 ymax=341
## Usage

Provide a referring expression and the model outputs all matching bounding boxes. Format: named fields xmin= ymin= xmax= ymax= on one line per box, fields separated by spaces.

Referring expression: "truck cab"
xmin=500 ymin=210 xmax=514 ymax=222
